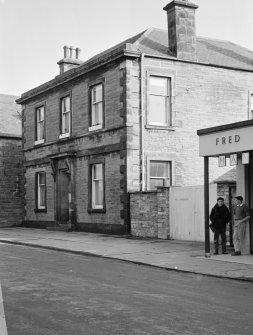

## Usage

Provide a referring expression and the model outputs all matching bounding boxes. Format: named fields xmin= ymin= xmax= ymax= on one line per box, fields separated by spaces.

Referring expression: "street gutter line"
xmin=0 ymin=281 xmax=8 ymax=335
xmin=0 ymin=239 xmax=253 ymax=283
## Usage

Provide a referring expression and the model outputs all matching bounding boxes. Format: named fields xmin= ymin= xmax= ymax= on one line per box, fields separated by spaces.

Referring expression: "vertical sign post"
xmin=204 ymin=156 xmax=210 ymax=257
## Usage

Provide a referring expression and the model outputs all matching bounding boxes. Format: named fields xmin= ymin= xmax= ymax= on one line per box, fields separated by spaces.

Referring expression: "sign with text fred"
xmin=199 ymin=125 xmax=253 ymax=156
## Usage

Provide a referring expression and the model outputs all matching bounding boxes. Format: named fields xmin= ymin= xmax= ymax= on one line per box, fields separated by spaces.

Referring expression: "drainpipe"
xmin=140 ymin=53 xmax=145 ymax=191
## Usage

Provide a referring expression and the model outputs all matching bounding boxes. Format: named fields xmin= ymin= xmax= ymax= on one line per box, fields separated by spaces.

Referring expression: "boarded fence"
xmin=130 ymin=184 xmax=217 ymax=241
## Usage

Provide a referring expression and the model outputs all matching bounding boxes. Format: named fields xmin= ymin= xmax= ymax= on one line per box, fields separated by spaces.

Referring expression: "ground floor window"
xmin=149 ymin=161 xmax=171 ymax=190
xmin=91 ymin=162 xmax=104 ymax=210
xmin=36 ymin=172 xmax=46 ymax=210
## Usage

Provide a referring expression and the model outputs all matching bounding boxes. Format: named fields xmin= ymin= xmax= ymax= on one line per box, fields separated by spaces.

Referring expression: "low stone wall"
xmin=130 ymin=187 xmax=170 ymax=239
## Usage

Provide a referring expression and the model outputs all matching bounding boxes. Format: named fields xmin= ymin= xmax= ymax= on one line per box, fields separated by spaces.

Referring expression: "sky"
xmin=1 ymin=0 xmax=253 ymax=96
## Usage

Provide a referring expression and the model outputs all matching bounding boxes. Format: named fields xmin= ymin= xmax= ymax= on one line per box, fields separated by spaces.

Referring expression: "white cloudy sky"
xmin=1 ymin=0 xmax=253 ymax=96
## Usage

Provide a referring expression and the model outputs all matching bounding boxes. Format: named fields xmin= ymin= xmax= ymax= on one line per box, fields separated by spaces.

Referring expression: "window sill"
xmin=145 ymin=124 xmax=175 ymax=131
xmin=88 ymin=125 xmax=103 ymax=132
xmin=87 ymin=207 xmax=106 ymax=214
xmin=34 ymin=139 xmax=45 ymax=145
xmin=59 ymin=133 xmax=70 ymax=139
xmin=34 ymin=208 xmax=47 ymax=213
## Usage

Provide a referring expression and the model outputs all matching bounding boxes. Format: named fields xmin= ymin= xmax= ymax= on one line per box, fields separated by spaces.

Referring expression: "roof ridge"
xmin=133 ymin=27 xmax=156 ymax=45
xmin=197 ymin=36 xmax=231 ymax=44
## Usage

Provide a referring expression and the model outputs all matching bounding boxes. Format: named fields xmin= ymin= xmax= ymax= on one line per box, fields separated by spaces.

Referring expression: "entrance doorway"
xmin=56 ymin=159 xmax=71 ymax=226
xmin=58 ymin=169 xmax=70 ymax=225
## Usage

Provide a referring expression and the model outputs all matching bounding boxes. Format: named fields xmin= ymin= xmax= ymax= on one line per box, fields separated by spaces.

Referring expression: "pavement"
xmin=1 ymin=227 xmax=253 ymax=282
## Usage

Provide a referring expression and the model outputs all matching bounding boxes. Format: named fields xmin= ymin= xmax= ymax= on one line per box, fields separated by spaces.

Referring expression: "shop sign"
xmin=230 ymin=154 xmax=237 ymax=166
xmin=198 ymin=125 xmax=253 ymax=156
xmin=242 ymin=152 xmax=249 ymax=164
xmin=218 ymin=155 xmax=226 ymax=167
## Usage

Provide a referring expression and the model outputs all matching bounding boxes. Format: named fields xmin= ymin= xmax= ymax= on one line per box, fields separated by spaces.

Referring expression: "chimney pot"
xmin=75 ymin=48 xmax=81 ymax=59
xmin=57 ymin=45 xmax=83 ymax=74
xmin=69 ymin=46 xmax=75 ymax=58
xmin=63 ymin=45 xmax=70 ymax=58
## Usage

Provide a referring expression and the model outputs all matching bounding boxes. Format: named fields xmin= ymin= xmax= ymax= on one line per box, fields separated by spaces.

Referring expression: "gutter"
xmin=0 ymin=132 xmax=22 ymax=140
xmin=16 ymin=44 xmax=141 ymax=104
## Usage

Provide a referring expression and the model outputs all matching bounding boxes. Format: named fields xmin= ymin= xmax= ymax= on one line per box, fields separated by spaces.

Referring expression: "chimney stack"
xmin=163 ymin=0 xmax=198 ymax=61
xmin=57 ymin=46 xmax=83 ymax=74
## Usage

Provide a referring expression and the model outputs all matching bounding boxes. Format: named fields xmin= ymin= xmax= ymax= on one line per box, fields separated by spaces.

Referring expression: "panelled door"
xmin=58 ymin=169 xmax=70 ymax=224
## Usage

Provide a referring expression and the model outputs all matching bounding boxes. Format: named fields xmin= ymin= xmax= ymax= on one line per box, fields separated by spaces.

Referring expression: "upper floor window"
xmin=89 ymin=83 xmax=104 ymax=131
xmin=35 ymin=106 xmax=45 ymax=144
xmin=36 ymin=172 xmax=46 ymax=211
xmin=59 ymin=96 xmax=71 ymax=138
xmin=149 ymin=161 xmax=171 ymax=190
xmin=148 ymin=76 xmax=171 ymax=126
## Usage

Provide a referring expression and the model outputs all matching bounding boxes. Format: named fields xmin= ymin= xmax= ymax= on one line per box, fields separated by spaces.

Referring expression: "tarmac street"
xmin=1 ymin=243 xmax=253 ymax=335
xmin=0 ymin=227 xmax=253 ymax=281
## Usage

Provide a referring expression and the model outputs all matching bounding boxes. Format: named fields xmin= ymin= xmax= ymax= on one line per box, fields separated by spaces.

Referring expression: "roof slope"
xmin=18 ymin=27 xmax=253 ymax=102
xmin=133 ymin=28 xmax=253 ymax=71
xmin=213 ymin=168 xmax=237 ymax=183
xmin=0 ymin=94 xmax=21 ymax=136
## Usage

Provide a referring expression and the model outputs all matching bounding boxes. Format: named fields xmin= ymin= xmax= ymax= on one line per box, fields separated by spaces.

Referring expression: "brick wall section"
xmin=24 ymin=164 xmax=55 ymax=223
xmin=22 ymin=60 xmax=127 ymax=233
xmin=0 ymin=138 xmax=24 ymax=226
xmin=119 ymin=59 xmax=141 ymax=230
xmin=130 ymin=187 xmax=170 ymax=239
xmin=143 ymin=58 xmax=253 ymax=189
xmin=75 ymin=152 xmax=122 ymax=225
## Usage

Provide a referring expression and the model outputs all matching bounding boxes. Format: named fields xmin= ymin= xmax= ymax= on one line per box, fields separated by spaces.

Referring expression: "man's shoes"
xmin=231 ymin=251 xmax=241 ymax=256
xmin=222 ymin=251 xmax=228 ymax=254
xmin=213 ymin=251 xmax=219 ymax=255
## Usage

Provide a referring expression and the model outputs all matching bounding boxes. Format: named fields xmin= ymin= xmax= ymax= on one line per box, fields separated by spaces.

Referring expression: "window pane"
xmin=150 ymin=179 xmax=164 ymax=190
xmin=94 ymin=164 xmax=102 ymax=179
xmin=62 ymin=112 xmax=70 ymax=133
xmin=149 ymin=95 xmax=167 ymax=124
xmin=37 ymin=120 xmax=44 ymax=140
xmin=93 ymin=102 xmax=103 ymax=125
xmin=150 ymin=77 xmax=168 ymax=95
xmin=150 ymin=162 xmax=168 ymax=177
xmin=38 ymin=107 xmax=44 ymax=121
xmin=39 ymin=173 xmax=46 ymax=185
xmin=40 ymin=185 xmax=46 ymax=207
xmin=94 ymin=180 xmax=103 ymax=206
xmin=93 ymin=84 xmax=102 ymax=103
xmin=64 ymin=96 xmax=70 ymax=112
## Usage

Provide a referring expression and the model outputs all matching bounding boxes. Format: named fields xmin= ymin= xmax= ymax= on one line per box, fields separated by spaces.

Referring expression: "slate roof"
xmin=18 ymin=27 xmax=253 ymax=103
xmin=0 ymin=94 xmax=21 ymax=136
xmin=213 ymin=168 xmax=237 ymax=183
xmin=85 ymin=27 xmax=253 ymax=71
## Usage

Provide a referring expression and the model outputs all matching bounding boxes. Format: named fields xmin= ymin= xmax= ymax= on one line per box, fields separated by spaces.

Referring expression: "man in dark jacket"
xmin=210 ymin=197 xmax=231 ymax=255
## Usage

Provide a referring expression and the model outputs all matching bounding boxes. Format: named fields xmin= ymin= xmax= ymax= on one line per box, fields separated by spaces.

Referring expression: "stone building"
xmin=17 ymin=0 xmax=253 ymax=234
xmin=0 ymin=94 xmax=23 ymax=227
